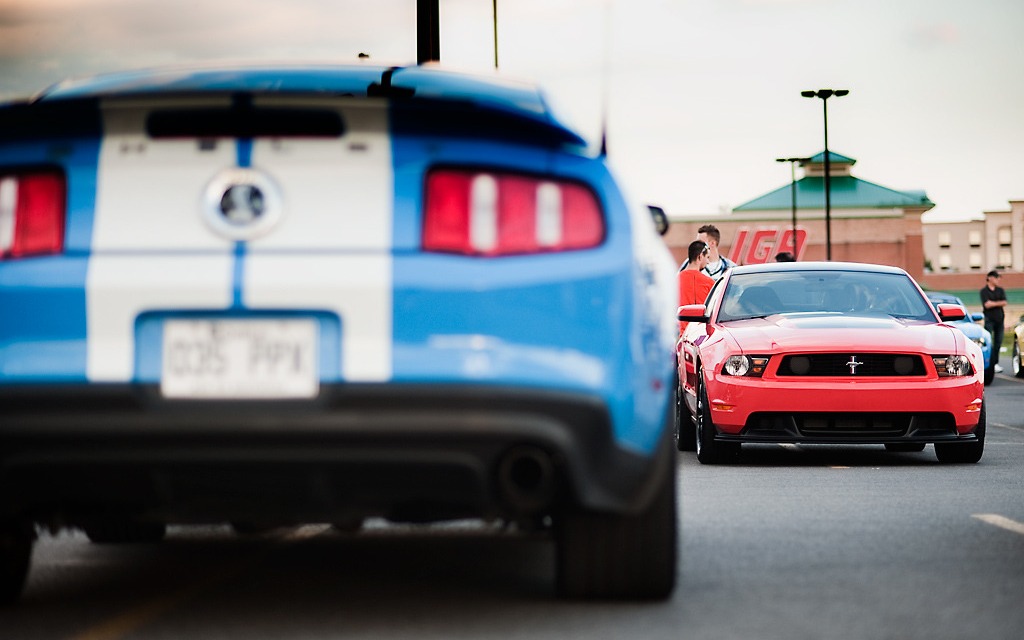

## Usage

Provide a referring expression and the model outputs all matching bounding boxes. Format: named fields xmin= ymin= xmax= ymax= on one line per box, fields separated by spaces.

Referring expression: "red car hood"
xmin=720 ymin=313 xmax=962 ymax=354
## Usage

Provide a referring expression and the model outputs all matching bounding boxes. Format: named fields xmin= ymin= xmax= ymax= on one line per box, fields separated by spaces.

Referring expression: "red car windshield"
xmin=718 ymin=271 xmax=934 ymax=322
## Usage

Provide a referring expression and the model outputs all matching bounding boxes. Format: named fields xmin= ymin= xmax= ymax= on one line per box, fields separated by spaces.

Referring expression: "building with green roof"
xmin=664 ymin=152 xmax=935 ymax=279
xmin=733 ymin=153 xmax=934 ymax=213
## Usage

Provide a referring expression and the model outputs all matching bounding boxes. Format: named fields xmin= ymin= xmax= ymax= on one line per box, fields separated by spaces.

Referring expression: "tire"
xmin=674 ymin=379 xmax=696 ymax=452
xmin=555 ymin=435 xmax=677 ymax=600
xmin=935 ymin=403 xmax=986 ymax=464
xmin=1014 ymin=341 xmax=1024 ymax=378
xmin=0 ymin=522 xmax=33 ymax=605
xmin=884 ymin=443 xmax=926 ymax=453
xmin=984 ymin=365 xmax=995 ymax=386
xmin=84 ymin=521 xmax=167 ymax=544
xmin=695 ymin=370 xmax=739 ymax=465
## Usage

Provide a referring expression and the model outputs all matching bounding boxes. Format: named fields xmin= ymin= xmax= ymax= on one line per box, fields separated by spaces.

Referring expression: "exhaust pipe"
xmin=497 ymin=446 xmax=556 ymax=513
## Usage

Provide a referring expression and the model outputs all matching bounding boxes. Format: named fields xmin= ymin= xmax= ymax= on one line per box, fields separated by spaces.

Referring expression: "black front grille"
xmin=777 ymin=354 xmax=926 ymax=377
xmin=743 ymin=412 xmax=958 ymax=440
xmin=798 ymin=413 xmax=907 ymax=438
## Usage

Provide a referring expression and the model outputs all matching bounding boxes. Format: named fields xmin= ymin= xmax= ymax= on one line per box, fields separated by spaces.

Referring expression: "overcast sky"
xmin=2 ymin=0 xmax=1022 ymax=222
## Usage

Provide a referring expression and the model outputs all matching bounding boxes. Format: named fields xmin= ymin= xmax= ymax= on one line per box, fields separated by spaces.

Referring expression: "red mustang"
xmin=676 ymin=262 xmax=985 ymax=464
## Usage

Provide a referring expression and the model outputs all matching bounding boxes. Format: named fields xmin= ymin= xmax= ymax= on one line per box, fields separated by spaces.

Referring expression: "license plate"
xmin=161 ymin=318 xmax=319 ymax=399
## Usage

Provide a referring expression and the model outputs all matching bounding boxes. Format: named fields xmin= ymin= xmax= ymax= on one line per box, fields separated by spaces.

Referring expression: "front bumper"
xmin=0 ymin=383 xmax=668 ymax=527
xmin=704 ymin=374 xmax=984 ymax=442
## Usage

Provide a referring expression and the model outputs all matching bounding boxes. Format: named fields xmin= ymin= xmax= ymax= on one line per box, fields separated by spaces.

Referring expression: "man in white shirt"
xmin=679 ymin=224 xmax=735 ymax=280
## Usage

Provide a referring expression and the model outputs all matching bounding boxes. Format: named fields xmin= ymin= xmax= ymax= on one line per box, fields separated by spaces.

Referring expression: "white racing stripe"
xmin=245 ymin=254 xmax=392 ymax=381
xmin=86 ymin=98 xmax=394 ymax=382
xmin=91 ymin=97 xmax=238 ymax=252
xmin=243 ymin=100 xmax=393 ymax=382
xmin=87 ymin=255 xmax=234 ymax=381
xmin=247 ymin=100 xmax=393 ymax=251
xmin=88 ymin=98 xmax=239 ymax=381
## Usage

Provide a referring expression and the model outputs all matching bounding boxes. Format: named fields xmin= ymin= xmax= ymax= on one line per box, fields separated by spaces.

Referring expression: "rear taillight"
xmin=0 ymin=170 xmax=66 ymax=259
xmin=423 ymin=169 xmax=604 ymax=255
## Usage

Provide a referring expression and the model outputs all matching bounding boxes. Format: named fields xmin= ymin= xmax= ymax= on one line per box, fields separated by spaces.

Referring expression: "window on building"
xmin=969 ymin=252 xmax=982 ymax=269
xmin=998 ymin=249 xmax=1012 ymax=269
xmin=938 ymin=231 xmax=951 ymax=248
xmin=938 ymin=253 xmax=952 ymax=270
xmin=968 ymin=230 xmax=982 ymax=247
xmin=998 ymin=227 xmax=1013 ymax=246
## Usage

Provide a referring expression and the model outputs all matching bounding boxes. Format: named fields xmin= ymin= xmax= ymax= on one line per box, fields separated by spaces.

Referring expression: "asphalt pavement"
xmin=2 ymin=373 xmax=1022 ymax=639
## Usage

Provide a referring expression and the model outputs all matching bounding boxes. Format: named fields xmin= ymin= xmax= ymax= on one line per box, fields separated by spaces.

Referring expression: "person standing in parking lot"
xmin=980 ymin=270 xmax=1007 ymax=373
xmin=680 ymin=224 xmax=735 ymax=280
xmin=678 ymin=240 xmax=714 ymax=334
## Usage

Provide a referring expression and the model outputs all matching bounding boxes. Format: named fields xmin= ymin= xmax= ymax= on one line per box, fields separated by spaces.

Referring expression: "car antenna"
xmin=598 ymin=0 xmax=613 ymax=157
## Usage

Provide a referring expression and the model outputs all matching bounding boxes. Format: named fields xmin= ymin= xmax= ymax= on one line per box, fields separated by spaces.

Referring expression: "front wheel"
xmin=935 ymin=404 xmax=986 ymax=464
xmin=1013 ymin=341 xmax=1024 ymax=378
xmin=556 ymin=441 xmax=677 ymax=600
xmin=695 ymin=370 xmax=739 ymax=464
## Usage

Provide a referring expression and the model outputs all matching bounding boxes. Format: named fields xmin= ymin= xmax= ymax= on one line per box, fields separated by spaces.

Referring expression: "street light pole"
xmin=417 ymin=0 xmax=440 ymax=64
xmin=801 ymin=89 xmax=848 ymax=261
xmin=493 ymin=0 xmax=499 ymax=69
xmin=776 ymin=157 xmax=810 ymax=259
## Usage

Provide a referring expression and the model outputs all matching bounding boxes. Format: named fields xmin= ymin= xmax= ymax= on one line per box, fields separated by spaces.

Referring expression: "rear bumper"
xmin=0 ymin=383 xmax=668 ymax=526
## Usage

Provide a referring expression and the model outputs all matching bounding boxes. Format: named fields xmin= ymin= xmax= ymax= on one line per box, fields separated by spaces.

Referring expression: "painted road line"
xmin=69 ymin=525 xmax=332 ymax=640
xmin=973 ymin=513 xmax=1024 ymax=535
xmin=68 ymin=555 xmax=255 ymax=640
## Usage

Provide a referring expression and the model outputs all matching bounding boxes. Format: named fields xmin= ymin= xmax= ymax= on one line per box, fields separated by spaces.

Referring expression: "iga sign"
xmin=727 ymin=227 xmax=808 ymax=264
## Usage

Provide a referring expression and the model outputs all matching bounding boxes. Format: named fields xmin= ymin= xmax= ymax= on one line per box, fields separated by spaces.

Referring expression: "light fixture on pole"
xmin=776 ymin=157 xmax=811 ymax=259
xmin=800 ymin=88 xmax=848 ymax=261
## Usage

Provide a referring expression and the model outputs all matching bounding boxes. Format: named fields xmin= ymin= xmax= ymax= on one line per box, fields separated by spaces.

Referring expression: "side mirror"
xmin=648 ymin=205 xmax=669 ymax=236
xmin=937 ymin=303 xmax=966 ymax=322
xmin=678 ymin=304 xmax=709 ymax=323
xmin=970 ymin=312 xmax=984 ymax=323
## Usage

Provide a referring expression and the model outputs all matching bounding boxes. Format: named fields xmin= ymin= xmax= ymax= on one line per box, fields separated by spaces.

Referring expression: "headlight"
xmin=933 ymin=355 xmax=973 ymax=377
xmin=722 ymin=355 xmax=770 ymax=377
xmin=971 ymin=337 xmax=988 ymax=349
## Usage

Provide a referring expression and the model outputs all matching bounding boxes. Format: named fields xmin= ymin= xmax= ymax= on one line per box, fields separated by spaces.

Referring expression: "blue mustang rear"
xmin=0 ymin=64 xmax=678 ymax=602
